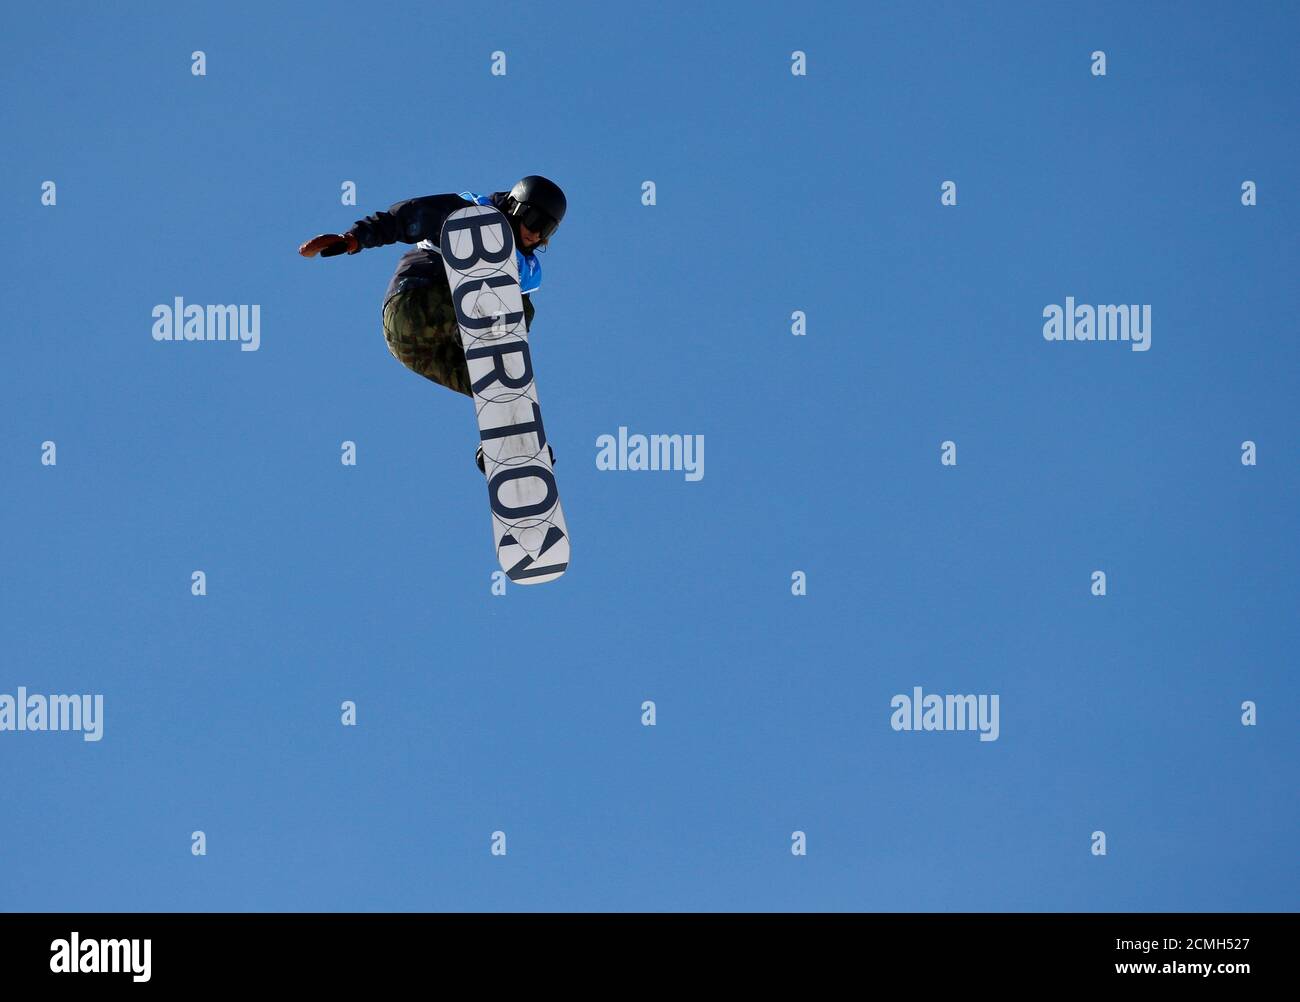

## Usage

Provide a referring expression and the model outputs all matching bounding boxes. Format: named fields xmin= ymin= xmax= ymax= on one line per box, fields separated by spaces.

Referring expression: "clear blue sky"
xmin=2 ymin=1 xmax=1296 ymax=911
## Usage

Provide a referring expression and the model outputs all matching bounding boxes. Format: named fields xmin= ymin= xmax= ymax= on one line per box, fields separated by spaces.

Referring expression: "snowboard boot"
xmin=475 ymin=443 xmax=555 ymax=474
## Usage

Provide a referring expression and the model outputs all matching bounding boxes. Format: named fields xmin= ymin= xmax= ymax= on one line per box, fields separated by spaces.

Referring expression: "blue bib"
xmin=459 ymin=191 xmax=542 ymax=294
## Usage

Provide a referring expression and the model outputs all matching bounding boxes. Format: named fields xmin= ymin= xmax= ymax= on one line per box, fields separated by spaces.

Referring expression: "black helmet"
xmin=502 ymin=175 xmax=566 ymax=240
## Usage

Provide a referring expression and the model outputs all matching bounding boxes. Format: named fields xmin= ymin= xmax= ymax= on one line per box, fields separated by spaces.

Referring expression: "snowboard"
xmin=439 ymin=204 xmax=570 ymax=584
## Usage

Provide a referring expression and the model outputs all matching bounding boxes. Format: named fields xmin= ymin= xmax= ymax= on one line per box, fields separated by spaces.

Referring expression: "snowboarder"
xmin=298 ymin=176 xmax=567 ymax=473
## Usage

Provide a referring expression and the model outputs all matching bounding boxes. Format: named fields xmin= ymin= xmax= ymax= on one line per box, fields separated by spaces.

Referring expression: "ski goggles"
xmin=510 ymin=203 xmax=560 ymax=240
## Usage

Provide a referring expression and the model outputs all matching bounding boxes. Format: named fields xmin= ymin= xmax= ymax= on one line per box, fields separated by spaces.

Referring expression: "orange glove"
xmin=299 ymin=232 xmax=360 ymax=257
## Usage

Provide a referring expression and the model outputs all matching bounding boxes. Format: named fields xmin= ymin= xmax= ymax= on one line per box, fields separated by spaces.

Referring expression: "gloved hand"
xmin=298 ymin=232 xmax=360 ymax=257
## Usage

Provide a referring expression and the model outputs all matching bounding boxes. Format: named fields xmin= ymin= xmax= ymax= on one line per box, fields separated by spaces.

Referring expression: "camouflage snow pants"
xmin=382 ymin=280 xmax=474 ymax=397
xmin=382 ymin=279 xmax=535 ymax=398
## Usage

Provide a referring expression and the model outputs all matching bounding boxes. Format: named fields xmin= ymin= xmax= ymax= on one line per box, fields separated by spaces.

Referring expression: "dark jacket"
xmin=351 ymin=191 xmax=535 ymax=329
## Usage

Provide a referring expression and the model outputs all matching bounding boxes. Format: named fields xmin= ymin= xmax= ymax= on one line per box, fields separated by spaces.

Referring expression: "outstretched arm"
xmin=299 ymin=192 xmax=470 ymax=257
